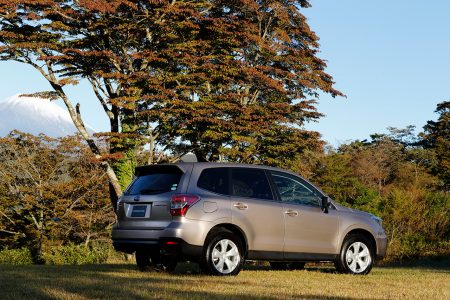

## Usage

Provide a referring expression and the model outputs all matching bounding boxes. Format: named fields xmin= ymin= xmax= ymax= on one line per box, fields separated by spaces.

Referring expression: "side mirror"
xmin=321 ymin=196 xmax=331 ymax=213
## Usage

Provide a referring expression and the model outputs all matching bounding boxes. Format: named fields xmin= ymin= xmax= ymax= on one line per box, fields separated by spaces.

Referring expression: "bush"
xmin=0 ymin=248 xmax=33 ymax=265
xmin=380 ymin=189 xmax=450 ymax=261
xmin=43 ymin=243 xmax=110 ymax=265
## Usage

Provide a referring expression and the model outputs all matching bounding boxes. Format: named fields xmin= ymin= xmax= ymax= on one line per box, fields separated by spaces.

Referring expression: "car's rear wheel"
xmin=201 ymin=230 xmax=244 ymax=276
xmin=135 ymin=250 xmax=177 ymax=272
xmin=152 ymin=255 xmax=177 ymax=272
xmin=335 ymin=234 xmax=374 ymax=275
xmin=270 ymin=262 xmax=305 ymax=270
xmin=135 ymin=250 xmax=152 ymax=271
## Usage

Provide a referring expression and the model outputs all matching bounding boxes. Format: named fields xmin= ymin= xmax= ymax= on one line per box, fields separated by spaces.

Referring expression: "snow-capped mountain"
xmin=0 ymin=94 xmax=87 ymax=137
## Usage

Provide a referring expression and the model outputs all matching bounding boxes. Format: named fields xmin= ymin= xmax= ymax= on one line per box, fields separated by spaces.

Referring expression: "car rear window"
xmin=126 ymin=166 xmax=183 ymax=195
xmin=197 ymin=168 xmax=230 ymax=195
xmin=231 ymin=168 xmax=273 ymax=200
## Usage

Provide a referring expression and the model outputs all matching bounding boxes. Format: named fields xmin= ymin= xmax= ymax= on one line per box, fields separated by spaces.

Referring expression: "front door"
xmin=269 ymin=171 xmax=340 ymax=259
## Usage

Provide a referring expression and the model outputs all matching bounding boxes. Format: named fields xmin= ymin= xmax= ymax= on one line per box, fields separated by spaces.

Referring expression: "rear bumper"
xmin=112 ymin=237 xmax=202 ymax=261
xmin=111 ymin=220 xmax=210 ymax=261
xmin=112 ymin=219 xmax=212 ymax=246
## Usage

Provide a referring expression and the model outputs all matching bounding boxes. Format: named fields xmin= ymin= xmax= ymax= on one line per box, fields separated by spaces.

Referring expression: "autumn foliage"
xmin=304 ymin=105 xmax=450 ymax=260
xmin=0 ymin=0 xmax=342 ymax=195
xmin=0 ymin=103 xmax=449 ymax=263
xmin=0 ymin=132 xmax=114 ymax=262
xmin=0 ymin=2 xmax=448 ymax=263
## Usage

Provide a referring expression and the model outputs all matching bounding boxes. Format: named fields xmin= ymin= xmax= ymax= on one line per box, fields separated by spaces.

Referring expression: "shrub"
xmin=43 ymin=243 xmax=110 ymax=265
xmin=381 ymin=189 xmax=450 ymax=261
xmin=0 ymin=248 xmax=33 ymax=265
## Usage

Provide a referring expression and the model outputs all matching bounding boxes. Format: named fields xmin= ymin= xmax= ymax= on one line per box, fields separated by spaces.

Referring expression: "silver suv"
xmin=112 ymin=163 xmax=387 ymax=275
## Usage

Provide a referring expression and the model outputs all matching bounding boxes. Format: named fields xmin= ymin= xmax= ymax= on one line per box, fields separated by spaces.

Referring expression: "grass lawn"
xmin=0 ymin=260 xmax=449 ymax=299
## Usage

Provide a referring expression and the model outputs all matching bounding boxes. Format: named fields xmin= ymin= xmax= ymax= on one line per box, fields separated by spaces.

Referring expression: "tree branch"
xmin=0 ymin=209 xmax=16 ymax=225
xmin=88 ymin=77 xmax=114 ymax=121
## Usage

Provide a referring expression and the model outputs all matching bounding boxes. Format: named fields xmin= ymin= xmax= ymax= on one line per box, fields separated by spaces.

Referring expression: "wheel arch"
xmin=341 ymin=228 xmax=377 ymax=256
xmin=206 ymin=223 xmax=248 ymax=257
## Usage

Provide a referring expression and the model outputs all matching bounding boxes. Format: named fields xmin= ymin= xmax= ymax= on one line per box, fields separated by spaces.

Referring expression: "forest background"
xmin=0 ymin=0 xmax=448 ymax=264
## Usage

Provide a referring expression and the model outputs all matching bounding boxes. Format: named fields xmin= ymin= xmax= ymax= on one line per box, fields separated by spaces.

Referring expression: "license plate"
xmin=130 ymin=205 xmax=148 ymax=218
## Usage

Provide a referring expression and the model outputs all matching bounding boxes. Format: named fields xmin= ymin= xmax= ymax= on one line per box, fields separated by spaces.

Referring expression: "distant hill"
xmin=0 ymin=95 xmax=91 ymax=137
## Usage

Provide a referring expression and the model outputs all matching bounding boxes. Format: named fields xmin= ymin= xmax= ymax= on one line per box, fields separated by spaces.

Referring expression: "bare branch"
xmin=0 ymin=229 xmax=21 ymax=235
xmin=29 ymin=212 xmax=40 ymax=230
xmin=0 ymin=209 xmax=16 ymax=225
xmin=88 ymin=77 xmax=114 ymax=121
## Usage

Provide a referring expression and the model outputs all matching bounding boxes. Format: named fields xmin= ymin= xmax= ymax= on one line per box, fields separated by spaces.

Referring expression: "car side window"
xmin=271 ymin=172 xmax=320 ymax=207
xmin=197 ymin=168 xmax=230 ymax=195
xmin=231 ymin=168 xmax=273 ymax=200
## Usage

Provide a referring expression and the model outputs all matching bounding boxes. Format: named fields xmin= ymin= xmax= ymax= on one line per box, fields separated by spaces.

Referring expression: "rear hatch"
xmin=117 ymin=164 xmax=190 ymax=229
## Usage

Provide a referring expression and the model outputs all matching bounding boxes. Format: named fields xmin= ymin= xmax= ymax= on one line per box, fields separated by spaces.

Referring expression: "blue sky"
xmin=0 ymin=0 xmax=449 ymax=145
xmin=302 ymin=0 xmax=450 ymax=144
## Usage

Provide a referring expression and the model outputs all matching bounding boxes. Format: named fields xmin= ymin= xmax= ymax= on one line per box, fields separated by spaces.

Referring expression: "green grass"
xmin=0 ymin=261 xmax=449 ymax=299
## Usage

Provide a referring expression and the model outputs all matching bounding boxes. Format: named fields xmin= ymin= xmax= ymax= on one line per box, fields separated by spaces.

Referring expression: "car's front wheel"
xmin=335 ymin=234 xmax=374 ymax=275
xmin=201 ymin=230 xmax=244 ymax=276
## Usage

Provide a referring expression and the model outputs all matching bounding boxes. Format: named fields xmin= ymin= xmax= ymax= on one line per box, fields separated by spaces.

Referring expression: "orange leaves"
xmin=58 ymin=78 xmax=78 ymax=86
xmin=77 ymin=0 xmax=137 ymax=14
xmin=109 ymin=96 xmax=139 ymax=110
xmin=95 ymin=152 xmax=124 ymax=162
xmin=0 ymin=132 xmax=114 ymax=249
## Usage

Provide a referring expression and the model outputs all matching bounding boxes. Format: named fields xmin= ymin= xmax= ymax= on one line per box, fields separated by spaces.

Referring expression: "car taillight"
xmin=170 ymin=194 xmax=200 ymax=217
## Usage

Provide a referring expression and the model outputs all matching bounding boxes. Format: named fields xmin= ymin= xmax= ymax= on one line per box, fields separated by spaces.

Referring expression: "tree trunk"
xmin=51 ymin=84 xmax=124 ymax=201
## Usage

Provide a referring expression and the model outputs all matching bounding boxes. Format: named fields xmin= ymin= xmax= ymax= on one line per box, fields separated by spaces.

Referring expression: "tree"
xmin=310 ymin=126 xmax=449 ymax=260
xmin=0 ymin=1 xmax=342 ymax=203
xmin=0 ymin=0 xmax=128 ymax=202
xmin=0 ymin=132 xmax=114 ymax=261
xmin=421 ymin=101 xmax=450 ymax=189
xmin=151 ymin=0 xmax=342 ymax=163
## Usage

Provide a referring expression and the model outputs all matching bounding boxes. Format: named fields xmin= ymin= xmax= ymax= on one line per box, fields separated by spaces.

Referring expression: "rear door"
xmin=230 ymin=168 xmax=284 ymax=259
xmin=117 ymin=164 xmax=192 ymax=229
xmin=269 ymin=171 xmax=340 ymax=258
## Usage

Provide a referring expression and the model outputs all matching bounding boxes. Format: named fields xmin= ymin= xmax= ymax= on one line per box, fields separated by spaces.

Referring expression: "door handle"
xmin=284 ymin=210 xmax=298 ymax=217
xmin=233 ymin=203 xmax=248 ymax=210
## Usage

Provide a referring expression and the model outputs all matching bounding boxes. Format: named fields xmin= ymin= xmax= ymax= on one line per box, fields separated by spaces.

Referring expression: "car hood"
xmin=333 ymin=202 xmax=374 ymax=218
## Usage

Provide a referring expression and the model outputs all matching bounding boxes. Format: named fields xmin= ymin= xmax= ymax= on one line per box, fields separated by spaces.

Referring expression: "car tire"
xmin=136 ymin=251 xmax=177 ymax=272
xmin=335 ymin=234 xmax=374 ymax=275
xmin=200 ymin=230 xmax=244 ymax=276
xmin=135 ymin=250 xmax=152 ymax=272
xmin=152 ymin=255 xmax=178 ymax=272
xmin=270 ymin=262 xmax=305 ymax=270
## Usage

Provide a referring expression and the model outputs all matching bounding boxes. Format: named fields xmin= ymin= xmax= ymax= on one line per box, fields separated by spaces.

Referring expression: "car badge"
xmin=134 ymin=196 xmax=140 ymax=202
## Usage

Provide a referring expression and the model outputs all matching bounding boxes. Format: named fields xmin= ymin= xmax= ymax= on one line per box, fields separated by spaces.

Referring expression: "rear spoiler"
xmin=134 ymin=164 xmax=188 ymax=177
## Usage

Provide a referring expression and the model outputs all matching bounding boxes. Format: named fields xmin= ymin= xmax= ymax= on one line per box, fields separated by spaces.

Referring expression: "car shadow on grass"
xmin=242 ymin=262 xmax=338 ymax=274
xmin=0 ymin=264 xmax=358 ymax=300
xmin=168 ymin=261 xmax=338 ymax=274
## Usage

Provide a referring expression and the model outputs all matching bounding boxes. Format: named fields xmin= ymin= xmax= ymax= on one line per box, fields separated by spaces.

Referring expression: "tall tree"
xmin=0 ymin=0 xmax=128 ymax=202
xmin=421 ymin=101 xmax=450 ymax=189
xmin=150 ymin=0 xmax=343 ymax=162
xmin=0 ymin=1 xmax=342 ymax=202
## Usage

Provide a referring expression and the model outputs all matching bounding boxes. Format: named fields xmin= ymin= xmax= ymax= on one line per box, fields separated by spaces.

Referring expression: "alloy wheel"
xmin=211 ymin=239 xmax=241 ymax=274
xmin=345 ymin=241 xmax=372 ymax=273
